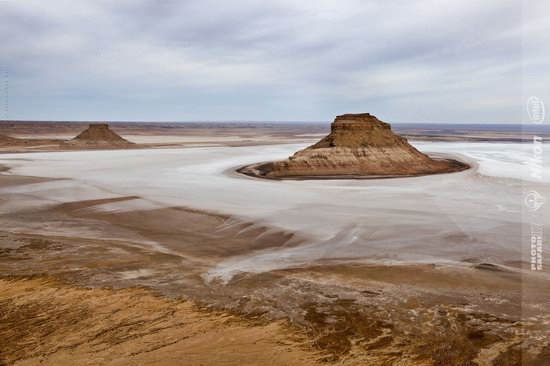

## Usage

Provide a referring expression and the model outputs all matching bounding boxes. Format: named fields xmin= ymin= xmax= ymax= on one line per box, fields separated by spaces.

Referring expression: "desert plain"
xmin=0 ymin=121 xmax=549 ymax=366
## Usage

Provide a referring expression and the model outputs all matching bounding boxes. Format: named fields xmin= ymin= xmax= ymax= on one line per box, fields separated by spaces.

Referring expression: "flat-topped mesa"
xmin=331 ymin=113 xmax=391 ymax=132
xmin=239 ymin=113 xmax=469 ymax=179
xmin=71 ymin=123 xmax=133 ymax=145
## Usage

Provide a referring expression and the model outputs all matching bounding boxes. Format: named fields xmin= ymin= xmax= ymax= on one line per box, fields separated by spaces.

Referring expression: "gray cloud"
xmin=1 ymin=0 xmax=548 ymax=122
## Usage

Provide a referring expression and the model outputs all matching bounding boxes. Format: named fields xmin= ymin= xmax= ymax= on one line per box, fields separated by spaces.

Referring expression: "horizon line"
xmin=0 ymin=119 xmax=530 ymax=125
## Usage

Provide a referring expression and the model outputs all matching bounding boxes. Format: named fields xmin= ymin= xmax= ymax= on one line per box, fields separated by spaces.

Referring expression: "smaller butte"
xmin=239 ymin=113 xmax=469 ymax=179
xmin=68 ymin=123 xmax=134 ymax=147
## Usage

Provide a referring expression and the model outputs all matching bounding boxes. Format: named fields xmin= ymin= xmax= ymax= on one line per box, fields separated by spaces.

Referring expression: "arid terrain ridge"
xmin=2 ymin=120 xmax=549 ymax=143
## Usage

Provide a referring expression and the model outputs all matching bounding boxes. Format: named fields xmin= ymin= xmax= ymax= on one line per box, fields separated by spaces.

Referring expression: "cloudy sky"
xmin=1 ymin=0 xmax=548 ymax=123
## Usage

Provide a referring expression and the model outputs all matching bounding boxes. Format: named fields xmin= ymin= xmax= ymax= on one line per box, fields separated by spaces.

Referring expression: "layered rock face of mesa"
xmin=70 ymin=124 xmax=133 ymax=146
xmin=267 ymin=113 xmax=467 ymax=177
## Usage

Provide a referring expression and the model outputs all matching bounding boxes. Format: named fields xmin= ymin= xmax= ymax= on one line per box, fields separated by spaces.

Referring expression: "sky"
xmin=1 ymin=0 xmax=548 ymax=123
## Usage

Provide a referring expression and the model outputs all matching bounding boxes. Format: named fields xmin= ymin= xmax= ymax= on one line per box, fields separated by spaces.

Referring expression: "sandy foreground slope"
xmin=0 ymin=277 xmax=320 ymax=366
